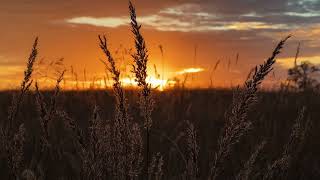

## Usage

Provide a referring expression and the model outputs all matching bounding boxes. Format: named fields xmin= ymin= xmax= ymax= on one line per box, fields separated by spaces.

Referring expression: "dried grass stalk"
xmin=7 ymin=38 xmax=38 ymax=130
xmin=209 ymin=36 xmax=290 ymax=180
xmin=2 ymin=38 xmax=38 ymax=178
xmin=31 ymin=70 xmax=66 ymax=178
xmin=98 ymin=34 xmax=143 ymax=178
xmin=129 ymin=1 xmax=155 ymax=176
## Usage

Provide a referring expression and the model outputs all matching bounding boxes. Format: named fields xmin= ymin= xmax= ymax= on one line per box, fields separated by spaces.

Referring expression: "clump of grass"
xmin=40 ymin=71 xmax=65 ymax=138
xmin=80 ymin=105 xmax=106 ymax=179
xmin=209 ymin=36 xmax=291 ymax=180
xmin=32 ymin=70 xmax=67 ymax=178
xmin=98 ymin=34 xmax=143 ymax=178
xmin=129 ymin=0 xmax=155 ymax=176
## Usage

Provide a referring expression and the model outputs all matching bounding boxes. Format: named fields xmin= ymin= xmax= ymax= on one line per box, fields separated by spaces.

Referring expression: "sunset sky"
xmin=0 ymin=0 xmax=320 ymax=89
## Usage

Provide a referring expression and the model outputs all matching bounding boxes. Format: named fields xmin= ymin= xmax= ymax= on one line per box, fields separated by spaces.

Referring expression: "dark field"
xmin=1 ymin=89 xmax=320 ymax=179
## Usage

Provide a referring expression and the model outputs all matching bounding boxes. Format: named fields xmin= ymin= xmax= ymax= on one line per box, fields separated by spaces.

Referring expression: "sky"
xmin=0 ymin=0 xmax=320 ymax=89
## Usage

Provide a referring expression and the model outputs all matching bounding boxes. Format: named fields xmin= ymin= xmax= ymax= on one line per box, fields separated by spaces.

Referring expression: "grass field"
xmin=1 ymin=89 xmax=320 ymax=179
xmin=1 ymin=1 xmax=320 ymax=180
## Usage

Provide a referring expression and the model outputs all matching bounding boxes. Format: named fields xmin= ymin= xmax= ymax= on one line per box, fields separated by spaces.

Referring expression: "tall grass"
xmin=129 ymin=1 xmax=154 ymax=176
xmin=1 ymin=38 xmax=38 ymax=178
xmin=208 ymin=36 xmax=290 ymax=180
xmin=98 ymin=34 xmax=144 ymax=179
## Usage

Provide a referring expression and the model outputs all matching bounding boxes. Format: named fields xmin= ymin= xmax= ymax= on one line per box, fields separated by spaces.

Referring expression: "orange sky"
xmin=0 ymin=0 xmax=320 ymax=89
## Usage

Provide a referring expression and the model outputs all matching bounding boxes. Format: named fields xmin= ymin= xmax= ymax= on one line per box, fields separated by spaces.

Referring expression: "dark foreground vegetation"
xmin=1 ymin=89 xmax=320 ymax=179
xmin=1 ymin=1 xmax=320 ymax=180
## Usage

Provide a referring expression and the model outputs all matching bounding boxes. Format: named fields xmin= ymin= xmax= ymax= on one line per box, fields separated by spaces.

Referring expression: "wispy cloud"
xmin=66 ymin=16 xmax=129 ymax=28
xmin=260 ymin=23 xmax=320 ymax=47
xmin=66 ymin=15 xmax=291 ymax=32
xmin=65 ymin=1 xmax=320 ymax=34
xmin=284 ymin=11 xmax=320 ymax=17
xmin=277 ymin=56 xmax=320 ymax=68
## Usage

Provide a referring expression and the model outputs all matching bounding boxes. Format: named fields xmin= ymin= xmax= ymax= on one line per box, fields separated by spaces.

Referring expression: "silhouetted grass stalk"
xmin=99 ymin=34 xmax=143 ymax=178
xmin=129 ymin=1 xmax=154 ymax=177
xmin=208 ymin=36 xmax=291 ymax=180
xmin=2 ymin=38 xmax=38 ymax=178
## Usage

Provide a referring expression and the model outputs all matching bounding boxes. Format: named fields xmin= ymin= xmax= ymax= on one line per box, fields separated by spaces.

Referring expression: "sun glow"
xmin=35 ymin=75 xmax=176 ymax=91
xmin=20 ymin=64 xmax=207 ymax=91
xmin=119 ymin=76 xmax=176 ymax=91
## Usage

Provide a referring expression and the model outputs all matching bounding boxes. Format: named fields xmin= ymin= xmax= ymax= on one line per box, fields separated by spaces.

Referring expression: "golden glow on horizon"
xmin=177 ymin=68 xmax=205 ymax=75
xmin=0 ymin=66 xmax=207 ymax=90
xmin=0 ymin=65 xmax=24 ymax=76
xmin=30 ymin=75 xmax=177 ymax=91
xmin=30 ymin=67 xmax=207 ymax=91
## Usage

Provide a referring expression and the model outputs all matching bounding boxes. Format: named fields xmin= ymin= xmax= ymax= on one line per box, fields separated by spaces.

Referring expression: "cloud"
xmin=284 ymin=11 xmax=320 ymax=17
xmin=176 ymin=68 xmax=205 ymax=75
xmin=159 ymin=3 xmax=202 ymax=16
xmin=66 ymin=14 xmax=291 ymax=32
xmin=65 ymin=0 xmax=320 ymax=34
xmin=277 ymin=56 xmax=320 ymax=68
xmin=66 ymin=16 xmax=129 ymax=28
xmin=259 ymin=23 xmax=320 ymax=48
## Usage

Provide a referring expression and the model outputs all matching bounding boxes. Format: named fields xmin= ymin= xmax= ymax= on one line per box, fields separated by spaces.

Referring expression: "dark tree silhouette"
xmin=288 ymin=61 xmax=320 ymax=91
